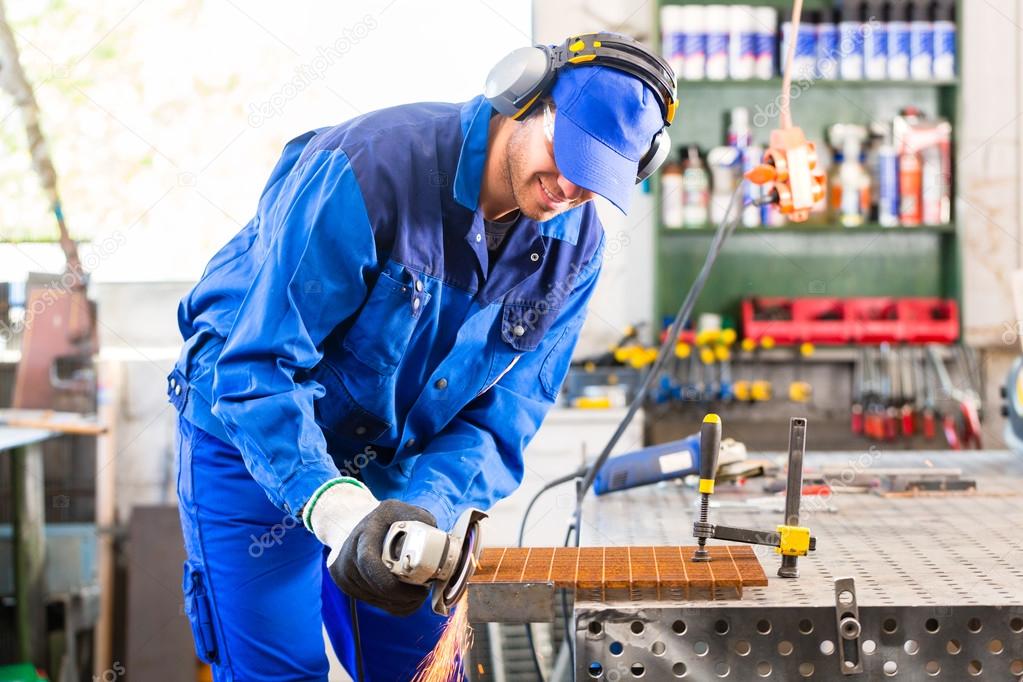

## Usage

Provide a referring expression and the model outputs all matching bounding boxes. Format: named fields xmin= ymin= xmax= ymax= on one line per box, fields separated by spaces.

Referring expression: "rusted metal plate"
xmin=468 ymin=544 xmax=768 ymax=622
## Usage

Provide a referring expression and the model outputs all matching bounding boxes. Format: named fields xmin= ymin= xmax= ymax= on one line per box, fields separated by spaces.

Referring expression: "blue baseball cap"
xmin=550 ymin=64 xmax=665 ymax=214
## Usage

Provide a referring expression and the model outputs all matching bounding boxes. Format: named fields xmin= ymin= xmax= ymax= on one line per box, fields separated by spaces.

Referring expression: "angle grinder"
xmin=381 ymin=508 xmax=487 ymax=615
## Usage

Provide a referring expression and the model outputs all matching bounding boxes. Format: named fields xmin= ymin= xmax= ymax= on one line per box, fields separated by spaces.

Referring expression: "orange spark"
xmin=412 ymin=596 xmax=474 ymax=682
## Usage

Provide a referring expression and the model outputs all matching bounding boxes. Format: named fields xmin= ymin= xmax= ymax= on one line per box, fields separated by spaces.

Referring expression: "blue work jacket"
xmin=168 ymin=94 xmax=605 ymax=530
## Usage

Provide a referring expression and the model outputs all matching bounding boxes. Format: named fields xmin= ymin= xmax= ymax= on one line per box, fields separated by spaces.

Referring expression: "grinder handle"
xmin=698 ymin=414 xmax=722 ymax=495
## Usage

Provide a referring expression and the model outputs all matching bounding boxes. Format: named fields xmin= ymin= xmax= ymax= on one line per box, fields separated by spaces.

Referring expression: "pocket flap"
xmin=501 ymin=303 xmax=556 ymax=352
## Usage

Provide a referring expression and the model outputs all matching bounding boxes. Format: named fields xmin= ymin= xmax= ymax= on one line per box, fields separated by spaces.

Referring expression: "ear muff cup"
xmin=484 ymin=46 xmax=554 ymax=119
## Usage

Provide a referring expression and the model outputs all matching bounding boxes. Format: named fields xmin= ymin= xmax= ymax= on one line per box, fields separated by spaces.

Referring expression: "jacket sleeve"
xmin=210 ymin=149 xmax=377 ymax=516
xmin=400 ymin=237 xmax=605 ymax=530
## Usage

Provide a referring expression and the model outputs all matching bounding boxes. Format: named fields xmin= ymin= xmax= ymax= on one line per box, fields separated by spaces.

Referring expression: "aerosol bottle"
xmin=876 ymin=130 xmax=900 ymax=227
xmin=863 ymin=0 xmax=889 ymax=80
xmin=661 ymin=152 xmax=684 ymax=229
xmin=839 ymin=0 xmax=865 ymax=80
xmin=816 ymin=7 xmax=840 ymax=80
xmin=909 ymin=0 xmax=934 ymax=80
xmin=932 ymin=0 xmax=956 ymax=80
xmin=682 ymin=145 xmax=711 ymax=227
xmin=887 ymin=0 xmax=911 ymax=80
xmin=708 ymin=146 xmax=741 ymax=225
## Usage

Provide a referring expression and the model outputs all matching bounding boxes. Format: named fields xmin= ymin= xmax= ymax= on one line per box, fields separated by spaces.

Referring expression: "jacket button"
xmin=412 ymin=297 xmax=421 ymax=310
xmin=405 ymin=438 xmax=416 ymax=449
xmin=415 ymin=280 xmax=423 ymax=292
xmin=174 ymin=385 xmax=182 ymax=396
xmin=513 ymin=325 xmax=525 ymax=337
xmin=434 ymin=378 xmax=448 ymax=390
xmin=530 ymin=252 xmax=540 ymax=262
xmin=475 ymin=233 xmax=482 ymax=243
xmin=169 ymin=377 xmax=176 ymax=389
xmin=354 ymin=425 xmax=367 ymax=436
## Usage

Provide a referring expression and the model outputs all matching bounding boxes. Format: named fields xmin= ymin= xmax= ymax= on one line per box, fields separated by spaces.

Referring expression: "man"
xmin=168 ymin=33 xmax=674 ymax=680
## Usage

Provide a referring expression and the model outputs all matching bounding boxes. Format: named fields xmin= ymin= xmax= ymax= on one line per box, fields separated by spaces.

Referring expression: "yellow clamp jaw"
xmin=776 ymin=524 xmax=812 ymax=557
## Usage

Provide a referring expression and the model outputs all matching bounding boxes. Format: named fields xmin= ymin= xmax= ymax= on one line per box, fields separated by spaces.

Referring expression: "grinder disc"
xmin=440 ymin=521 xmax=480 ymax=609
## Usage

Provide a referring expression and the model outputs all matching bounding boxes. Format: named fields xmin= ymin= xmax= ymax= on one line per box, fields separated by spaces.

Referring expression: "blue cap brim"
xmin=552 ymin=110 xmax=637 ymax=215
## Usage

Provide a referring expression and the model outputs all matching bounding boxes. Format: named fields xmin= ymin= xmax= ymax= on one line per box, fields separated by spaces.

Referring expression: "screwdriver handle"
xmin=699 ymin=414 xmax=722 ymax=493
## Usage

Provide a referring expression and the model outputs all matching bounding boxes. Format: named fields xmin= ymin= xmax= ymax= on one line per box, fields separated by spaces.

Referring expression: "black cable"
xmin=519 ymin=469 xmax=583 ymax=681
xmin=561 ymin=521 xmax=576 ymax=673
xmin=569 ymin=185 xmax=747 ymax=547
xmin=350 ymin=597 xmax=365 ymax=682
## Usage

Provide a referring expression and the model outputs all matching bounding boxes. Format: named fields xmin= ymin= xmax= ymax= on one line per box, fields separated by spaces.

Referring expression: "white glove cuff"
xmin=303 ymin=477 xmax=379 ymax=550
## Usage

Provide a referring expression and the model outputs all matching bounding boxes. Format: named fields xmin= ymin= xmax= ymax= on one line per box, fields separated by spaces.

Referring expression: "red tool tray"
xmin=742 ymin=297 xmax=959 ymax=345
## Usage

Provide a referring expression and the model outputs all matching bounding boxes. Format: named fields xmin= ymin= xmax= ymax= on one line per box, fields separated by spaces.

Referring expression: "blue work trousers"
xmin=176 ymin=415 xmax=448 ymax=681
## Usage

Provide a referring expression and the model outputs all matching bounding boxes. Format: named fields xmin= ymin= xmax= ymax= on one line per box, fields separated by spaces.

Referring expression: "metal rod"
xmin=779 ymin=417 xmax=807 ymax=578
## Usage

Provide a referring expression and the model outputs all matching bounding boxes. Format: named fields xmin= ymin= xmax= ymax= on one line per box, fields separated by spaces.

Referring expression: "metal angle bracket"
xmin=834 ymin=577 xmax=863 ymax=675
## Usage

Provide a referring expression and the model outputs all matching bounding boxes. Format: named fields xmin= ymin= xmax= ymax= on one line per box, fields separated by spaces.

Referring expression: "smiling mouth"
xmin=538 ymin=178 xmax=568 ymax=209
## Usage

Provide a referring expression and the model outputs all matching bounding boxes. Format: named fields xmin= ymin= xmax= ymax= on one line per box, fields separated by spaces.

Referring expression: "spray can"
xmin=932 ymin=0 xmax=956 ymax=80
xmin=708 ymin=146 xmax=741 ymax=225
xmin=863 ymin=0 xmax=889 ymax=80
xmin=661 ymin=153 xmax=684 ymax=229
xmin=742 ymin=145 xmax=764 ymax=227
xmin=899 ymin=149 xmax=922 ymax=226
xmin=661 ymin=6 xmax=687 ymax=78
xmin=782 ymin=8 xmax=818 ymax=80
xmin=877 ymin=137 xmax=899 ymax=227
xmin=728 ymin=107 xmax=752 ymax=149
xmin=754 ymin=7 xmax=778 ymax=79
xmin=728 ymin=5 xmax=756 ymax=80
xmin=682 ymin=145 xmax=711 ymax=227
xmin=887 ymin=0 xmax=911 ymax=80
xmin=909 ymin=0 xmax=934 ymax=80
xmin=705 ymin=5 xmax=731 ymax=80
xmin=921 ymin=146 xmax=944 ymax=226
xmin=681 ymin=5 xmax=707 ymax=80
xmin=840 ymin=136 xmax=869 ymax=227
xmin=839 ymin=0 xmax=865 ymax=80
xmin=816 ymin=7 xmax=840 ymax=80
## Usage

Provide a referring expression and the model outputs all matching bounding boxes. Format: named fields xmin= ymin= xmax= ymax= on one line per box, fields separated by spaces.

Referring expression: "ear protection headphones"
xmin=484 ymin=32 xmax=678 ymax=183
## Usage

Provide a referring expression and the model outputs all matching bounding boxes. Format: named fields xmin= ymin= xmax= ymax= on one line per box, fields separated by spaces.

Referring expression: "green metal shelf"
xmin=659 ymin=223 xmax=957 ymax=235
xmin=677 ymin=78 xmax=959 ymax=88
xmin=651 ymin=0 xmax=964 ymax=329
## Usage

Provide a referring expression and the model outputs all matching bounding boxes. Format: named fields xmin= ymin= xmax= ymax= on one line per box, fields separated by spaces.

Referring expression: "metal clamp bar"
xmin=834 ymin=577 xmax=863 ymax=675
xmin=779 ymin=417 xmax=807 ymax=578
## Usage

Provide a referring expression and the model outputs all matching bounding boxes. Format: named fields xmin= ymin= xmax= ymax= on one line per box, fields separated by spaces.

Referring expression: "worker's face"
xmin=506 ymin=103 xmax=595 ymax=222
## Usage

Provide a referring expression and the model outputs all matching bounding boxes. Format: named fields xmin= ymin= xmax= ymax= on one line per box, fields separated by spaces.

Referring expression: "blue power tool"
xmin=594 ymin=434 xmax=701 ymax=495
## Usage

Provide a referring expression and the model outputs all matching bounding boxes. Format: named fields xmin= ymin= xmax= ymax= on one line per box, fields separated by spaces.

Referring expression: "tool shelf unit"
xmin=651 ymin=0 xmax=963 ymax=332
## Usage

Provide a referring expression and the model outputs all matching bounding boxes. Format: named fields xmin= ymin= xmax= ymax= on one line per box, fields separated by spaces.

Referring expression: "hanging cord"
xmin=780 ymin=0 xmax=804 ymax=130
xmin=350 ymin=597 xmax=366 ymax=682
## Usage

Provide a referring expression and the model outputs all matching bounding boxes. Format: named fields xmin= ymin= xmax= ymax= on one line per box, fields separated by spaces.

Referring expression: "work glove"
xmin=304 ymin=478 xmax=437 ymax=616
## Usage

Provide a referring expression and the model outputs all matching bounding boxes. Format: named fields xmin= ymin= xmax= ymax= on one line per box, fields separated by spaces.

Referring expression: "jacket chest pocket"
xmin=478 ymin=301 xmax=558 ymax=396
xmin=343 ymin=268 xmax=430 ymax=376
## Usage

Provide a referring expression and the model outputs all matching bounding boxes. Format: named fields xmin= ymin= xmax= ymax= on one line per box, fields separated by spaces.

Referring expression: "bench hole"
xmin=925 ymin=618 xmax=940 ymax=633
xmin=798 ymin=662 xmax=814 ymax=677
xmin=588 ymin=662 xmax=603 ymax=678
xmin=883 ymin=618 xmax=898 ymax=634
xmin=672 ymin=620 xmax=687 ymax=635
xmin=988 ymin=639 xmax=1003 ymax=655
xmin=756 ymin=619 xmax=771 ymax=635
xmin=714 ymin=619 xmax=729 ymax=635
xmin=946 ymin=639 xmax=961 ymax=655
xmin=967 ymin=618 xmax=982 ymax=633
xmin=904 ymin=640 xmax=919 ymax=655
xmin=925 ymin=660 xmax=940 ymax=676
xmin=588 ymin=621 xmax=603 ymax=635
xmin=651 ymin=641 xmax=666 ymax=656
xmin=799 ymin=618 xmax=814 ymax=635
xmin=883 ymin=660 xmax=898 ymax=676
xmin=734 ymin=640 xmax=751 ymax=656
xmin=820 ymin=640 xmax=835 ymax=656
xmin=609 ymin=641 xmax=623 ymax=656
xmin=714 ymin=662 xmax=730 ymax=678
xmin=630 ymin=621 xmax=645 ymax=635
xmin=863 ymin=639 xmax=877 ymax=655
xmin=778 ymin=641 xmax=793 ymax=656
xmin=631 ymin=663 xmax=646 ymax=678
xmin=693 ymin=641 xmax=709 ymax=657
xmin=672 ymin=662 xmax=687 ymax=678
xmin=756 ymin=661 xmax=771 ymax=677
xmin=967 ymin=660 xmax=982 ymax=676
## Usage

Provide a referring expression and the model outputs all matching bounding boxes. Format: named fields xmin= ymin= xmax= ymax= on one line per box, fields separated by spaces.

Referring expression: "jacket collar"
xmin=453 ymin=95 xmax=583 ymax=247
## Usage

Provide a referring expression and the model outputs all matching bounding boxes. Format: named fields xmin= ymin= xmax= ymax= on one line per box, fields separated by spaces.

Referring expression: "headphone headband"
xmin=550 ymin=33 xmax=678 ymax=124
